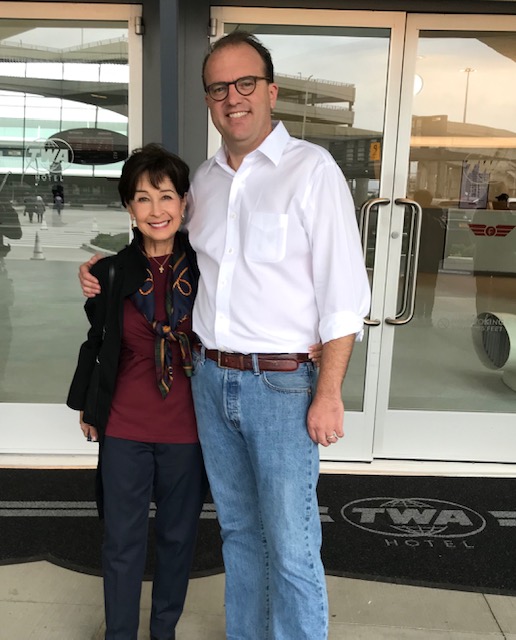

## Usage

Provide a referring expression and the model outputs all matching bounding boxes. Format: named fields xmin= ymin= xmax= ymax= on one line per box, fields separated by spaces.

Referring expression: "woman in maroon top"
xmin=67 ymin=144 xmax=207 ymax=640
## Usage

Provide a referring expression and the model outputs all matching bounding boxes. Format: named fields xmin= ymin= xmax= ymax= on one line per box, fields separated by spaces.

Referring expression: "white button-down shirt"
xmin=187 ymin=121 xmax=370 ymax=353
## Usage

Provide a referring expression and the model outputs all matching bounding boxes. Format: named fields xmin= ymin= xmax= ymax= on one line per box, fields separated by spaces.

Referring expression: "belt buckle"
xmin=217 ymin=350 xmax=231 ymax=369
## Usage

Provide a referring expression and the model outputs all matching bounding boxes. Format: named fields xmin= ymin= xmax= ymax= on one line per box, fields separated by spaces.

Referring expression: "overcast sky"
xmin=262 ymin=33 xmax=516 ymax=134
xmin=2 ymin=26 xmax=515 ymax=134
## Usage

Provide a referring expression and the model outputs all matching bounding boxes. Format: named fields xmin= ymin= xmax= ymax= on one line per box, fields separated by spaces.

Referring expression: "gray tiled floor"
xmin=2 ymin=560 xmax=516 ymax=639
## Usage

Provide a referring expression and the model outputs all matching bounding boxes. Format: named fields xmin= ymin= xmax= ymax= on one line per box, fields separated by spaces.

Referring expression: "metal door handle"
xmin=385 ymin=198 xmax=422 ymax=325
xmin=359 ymin=198 xmax=390 ymax=326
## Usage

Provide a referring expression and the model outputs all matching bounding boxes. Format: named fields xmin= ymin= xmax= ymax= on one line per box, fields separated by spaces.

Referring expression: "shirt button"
xmin=228 ymin=248 xmax=233 ymax=254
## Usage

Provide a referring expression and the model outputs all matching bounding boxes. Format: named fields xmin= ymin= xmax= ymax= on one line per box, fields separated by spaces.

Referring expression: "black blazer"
xmin=66 ymin=230 xmax=199 ymax=438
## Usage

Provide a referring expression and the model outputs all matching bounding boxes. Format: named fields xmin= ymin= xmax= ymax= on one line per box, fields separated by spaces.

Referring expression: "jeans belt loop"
xmin=251 ymin=353 xmax=260 ymax=375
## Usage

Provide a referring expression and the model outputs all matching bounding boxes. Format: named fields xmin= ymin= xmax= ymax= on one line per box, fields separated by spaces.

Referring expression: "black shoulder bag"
xmin=83 ymin=264 xmax=115 ymax=428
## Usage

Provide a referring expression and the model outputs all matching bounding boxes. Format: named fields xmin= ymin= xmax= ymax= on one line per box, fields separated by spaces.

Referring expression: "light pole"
xmin=301 ymin=74 xmax=313 ymax=140
xmin=461 ymin=67 xmax=476 ymax=123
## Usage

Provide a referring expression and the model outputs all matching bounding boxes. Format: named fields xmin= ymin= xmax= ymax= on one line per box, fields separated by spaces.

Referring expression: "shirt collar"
xmin=207 ymin=120 xmax=290 ymax=172
xmin=255 ymin=121 xmax=289 ymax=166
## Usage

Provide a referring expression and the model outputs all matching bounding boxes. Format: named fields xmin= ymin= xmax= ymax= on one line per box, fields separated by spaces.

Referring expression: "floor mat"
xmin=318 ymin=473 xmax=516 ymax=594
xmin=1 ymin=469 xmax=515 ymax=593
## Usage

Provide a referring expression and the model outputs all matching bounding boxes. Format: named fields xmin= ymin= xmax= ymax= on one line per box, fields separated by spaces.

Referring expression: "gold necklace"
xmin=148 ymin=253 xmax=172 ymax=274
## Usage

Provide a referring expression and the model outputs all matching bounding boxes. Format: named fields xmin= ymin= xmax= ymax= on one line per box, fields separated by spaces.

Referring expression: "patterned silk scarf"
xmin=130 ymin=233 xmax=196 ymax=398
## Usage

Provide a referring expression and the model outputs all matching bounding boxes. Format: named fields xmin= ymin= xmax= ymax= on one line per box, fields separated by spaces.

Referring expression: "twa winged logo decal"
xmin=468 ymin=224 xmax=515 ymax=237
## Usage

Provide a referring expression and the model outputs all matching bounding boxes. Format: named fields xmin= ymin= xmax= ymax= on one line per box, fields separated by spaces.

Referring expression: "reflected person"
xmin=0 ymin=199 xmax=21 ymax=396
xmin=413 ymin=189 xmax=446 ymax=324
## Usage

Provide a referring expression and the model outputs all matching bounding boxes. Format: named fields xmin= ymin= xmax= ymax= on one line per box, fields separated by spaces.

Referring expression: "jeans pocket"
xmin=262 ymin=365 xmax=314 ymax=394
xmin=192 ymin=349 xmax=204 ymax=374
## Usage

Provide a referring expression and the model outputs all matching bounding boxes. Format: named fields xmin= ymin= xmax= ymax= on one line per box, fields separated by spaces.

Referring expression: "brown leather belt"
xmin=201 ymin=348 xmax=310 ymax=372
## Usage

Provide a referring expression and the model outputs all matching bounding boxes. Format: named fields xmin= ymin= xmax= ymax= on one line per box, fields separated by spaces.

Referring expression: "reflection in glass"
xmin=391 ymin=31 xmax=516 ymax=412
xmin=0 ymin=192 xmax=21 ymax=395
xmin=0 ymin=20 xmax=130 ymax=403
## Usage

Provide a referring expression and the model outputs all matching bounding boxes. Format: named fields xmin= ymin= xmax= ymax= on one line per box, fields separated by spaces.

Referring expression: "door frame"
xmin=375 ymin=13 xmax=516 ymax=463
xmin=0 ymin=2 xmax=142 ymax=458
xmin=209 ymin=6 xmax=408 ymax=462
xmin=209 ymin=6 xmax=516 ymax=468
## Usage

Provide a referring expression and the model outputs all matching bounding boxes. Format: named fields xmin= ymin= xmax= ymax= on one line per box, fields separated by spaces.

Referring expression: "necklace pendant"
xmin=148 ymin=252 xmax=170 ymax=273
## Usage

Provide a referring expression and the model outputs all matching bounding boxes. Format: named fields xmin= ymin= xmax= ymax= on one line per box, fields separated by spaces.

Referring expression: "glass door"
xmin=376 ymin=14 xmax=516 ymax=462
xmin=210 ymin=7 xmax=407 ymax=461
xmin=0 ymin=3 xmax=142 ymax=455
xmin=211 ymin=8 xmax=516 ymax=465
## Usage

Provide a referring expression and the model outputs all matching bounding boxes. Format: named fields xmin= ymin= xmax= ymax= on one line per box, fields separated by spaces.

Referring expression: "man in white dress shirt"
xmin=189 ymin=32 xmax=369 ymax=640
xmin=80 ymin=31 xmax=370 ymax=640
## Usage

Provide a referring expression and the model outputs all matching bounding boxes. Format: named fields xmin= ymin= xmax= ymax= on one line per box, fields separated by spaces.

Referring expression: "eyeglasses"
xmin=205 ymin=75 xmax=270 ymax=101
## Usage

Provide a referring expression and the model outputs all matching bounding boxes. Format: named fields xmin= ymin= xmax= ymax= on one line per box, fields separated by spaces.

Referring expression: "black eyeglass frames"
xmin=205 ymin=75 xmax=270 ymax=101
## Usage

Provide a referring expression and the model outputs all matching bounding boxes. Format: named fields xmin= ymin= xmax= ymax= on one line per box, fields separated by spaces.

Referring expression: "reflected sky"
xmin=1 ymin=26 xmax=126 ymax=49
xmin=262 ymin=34 xmax=389 ymax=131
xmin=259 ymin=33 xmax=516 ymax=134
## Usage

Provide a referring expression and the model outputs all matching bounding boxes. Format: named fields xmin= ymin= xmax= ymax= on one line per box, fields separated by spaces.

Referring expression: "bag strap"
xmin=102 ymin=264 xmax=115 ymax=339
xmin=107 ymin=263 xmax=115 ymax=296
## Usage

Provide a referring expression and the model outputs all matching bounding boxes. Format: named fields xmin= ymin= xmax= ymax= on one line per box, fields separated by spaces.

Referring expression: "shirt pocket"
xmin=245 ymin=212 xmax=288 ymax=263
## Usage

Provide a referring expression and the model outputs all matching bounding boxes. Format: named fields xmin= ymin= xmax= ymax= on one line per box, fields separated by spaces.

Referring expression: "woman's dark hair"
xmin=118 ymin=143 xmax=190 ymax=207
xmin=202 ymin=31 xmax=274 ymax=89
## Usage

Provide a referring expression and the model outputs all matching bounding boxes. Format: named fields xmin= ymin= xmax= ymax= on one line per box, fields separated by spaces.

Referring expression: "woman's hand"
xmin=308 ymin=342 xmax=323 ymax=366
xmin=80 ymin=411 xmax=99 ymax=442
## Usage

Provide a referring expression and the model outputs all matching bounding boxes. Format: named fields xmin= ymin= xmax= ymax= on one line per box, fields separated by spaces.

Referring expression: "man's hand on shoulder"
xmin=79 ymin=253 xmax=104 ymax=297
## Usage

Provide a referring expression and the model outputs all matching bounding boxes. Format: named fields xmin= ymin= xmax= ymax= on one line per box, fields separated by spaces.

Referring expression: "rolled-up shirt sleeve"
xmin=306 ymin=160 xmax=371 ymax=343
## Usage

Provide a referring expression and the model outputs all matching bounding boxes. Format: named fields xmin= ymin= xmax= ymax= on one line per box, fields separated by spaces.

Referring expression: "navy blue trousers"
xmin=101 ymin=436 xmax=207 ymax=640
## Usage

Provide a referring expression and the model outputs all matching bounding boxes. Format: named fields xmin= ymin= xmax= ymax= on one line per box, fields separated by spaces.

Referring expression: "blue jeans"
xmin=191 ymin=349 xmax=328 ymax=640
